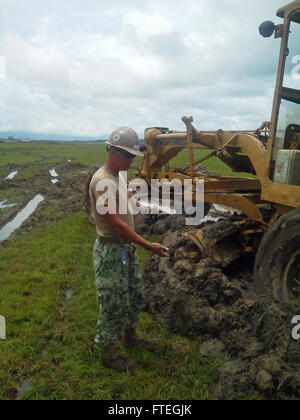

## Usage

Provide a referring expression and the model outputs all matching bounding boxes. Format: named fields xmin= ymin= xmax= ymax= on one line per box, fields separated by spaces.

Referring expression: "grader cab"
xmin=137 ymin=1 xmax=300 ymax=304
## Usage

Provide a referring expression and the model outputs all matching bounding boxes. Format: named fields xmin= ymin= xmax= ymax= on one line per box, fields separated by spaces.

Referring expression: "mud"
xmin=0 ymin=160 xmax=96 ymax=244
xmin=136 ymin=213 xmax=300 ymax=400
xmin=0 ymin=195 xmax=45 ymax=241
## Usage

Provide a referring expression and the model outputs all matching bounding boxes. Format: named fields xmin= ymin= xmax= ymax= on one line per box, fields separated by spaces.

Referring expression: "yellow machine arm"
xmin=138 ymin=117 xmax=267 ymax=220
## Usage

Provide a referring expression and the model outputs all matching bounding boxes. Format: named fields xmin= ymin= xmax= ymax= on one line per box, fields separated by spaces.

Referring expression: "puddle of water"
xmin=139 ymin=201 xmax=177 ymax=215
xmin=50 ymin=168 xmax=59 ymax=185
xmin=129 ymin=200 xmax=242 ymax=219
xmin=0 ymin=315 xmax=6 ymax=340
xmin=212 ymin=204 xmax=242 ymax=215
xmin=200 ymin=214 xmax=223 ymax=224
xmin=0 ymin=195 xmax=44 ymax=241
xmin=0 ymin=200 xmax=16 ymax=209
xmin=5 ymin=171 xmax=18 ymax=180
xmin=49 ymin=168 xmax=58 ymax=177
xmin=66 ymin=290 xmax=73 ymax=301
xmin=198 ymin=204 xmax=243 ymax=225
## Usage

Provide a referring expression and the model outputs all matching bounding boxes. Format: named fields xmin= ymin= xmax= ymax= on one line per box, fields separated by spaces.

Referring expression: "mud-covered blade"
xmin=187 ymin=219 xmax=243 ymax=267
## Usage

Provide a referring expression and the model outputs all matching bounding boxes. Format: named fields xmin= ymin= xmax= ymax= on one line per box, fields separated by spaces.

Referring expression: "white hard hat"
xmin=106 ymin=127 xmax=144 ymax=156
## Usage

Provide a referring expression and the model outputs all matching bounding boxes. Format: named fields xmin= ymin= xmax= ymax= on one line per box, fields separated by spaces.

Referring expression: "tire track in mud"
xmin=0 ymin=161 xmax=90 ymax=245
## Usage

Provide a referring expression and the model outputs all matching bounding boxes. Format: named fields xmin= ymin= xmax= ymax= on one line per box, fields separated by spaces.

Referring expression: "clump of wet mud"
xmin=137 ymin=213 xmax=300 ymax=400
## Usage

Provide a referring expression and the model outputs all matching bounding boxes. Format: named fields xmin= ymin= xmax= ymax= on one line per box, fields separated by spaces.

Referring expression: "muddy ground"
xmin=135 ymin=213 xmax=300 ymax=400
xmin=0 ymin=161 xmax=99 ymax=243
xmin=1 ymin=162 xmax=300 ymax=399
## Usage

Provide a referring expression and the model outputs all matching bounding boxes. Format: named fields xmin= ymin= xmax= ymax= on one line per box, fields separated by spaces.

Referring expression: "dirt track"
xmin=0 ymin=162 xmax=96 ymax=243
xmin=136 ymin=213 xmax=300 ymax=400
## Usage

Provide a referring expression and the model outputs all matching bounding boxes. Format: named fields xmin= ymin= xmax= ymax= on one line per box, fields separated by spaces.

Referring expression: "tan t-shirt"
xmin=89 ymin=164 xmax=135 ymax=238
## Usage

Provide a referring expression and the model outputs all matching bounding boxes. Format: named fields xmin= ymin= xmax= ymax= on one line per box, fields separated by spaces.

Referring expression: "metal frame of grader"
xmin=139 ymin=0 xmax=300 ymax=215
xmin=136 ymin=1 xmax=300 ymax=300
xmin=138 ymin=0 xmax=300 ymax=223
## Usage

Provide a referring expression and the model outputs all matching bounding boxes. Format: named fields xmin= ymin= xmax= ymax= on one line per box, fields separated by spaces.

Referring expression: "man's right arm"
xmin=104 ymin=212 xmax=169 ymax=258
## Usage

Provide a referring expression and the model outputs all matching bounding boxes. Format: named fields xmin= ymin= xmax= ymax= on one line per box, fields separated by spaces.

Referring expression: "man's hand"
xmin=149 ymin=243 xmax=169 ymax=258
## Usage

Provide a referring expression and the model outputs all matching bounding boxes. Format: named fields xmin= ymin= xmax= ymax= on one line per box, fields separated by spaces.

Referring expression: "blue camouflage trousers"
xmin=93 ymin=238 xmax=145 ymax=348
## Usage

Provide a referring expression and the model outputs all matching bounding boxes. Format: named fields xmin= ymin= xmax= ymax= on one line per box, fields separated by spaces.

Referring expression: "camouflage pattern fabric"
xmin=93 ymin=238 xmax=145 ymax=348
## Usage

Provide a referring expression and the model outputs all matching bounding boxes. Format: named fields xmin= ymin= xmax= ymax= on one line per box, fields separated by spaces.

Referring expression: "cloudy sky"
xmin=0 ymin=0 xmax=290 ymax=139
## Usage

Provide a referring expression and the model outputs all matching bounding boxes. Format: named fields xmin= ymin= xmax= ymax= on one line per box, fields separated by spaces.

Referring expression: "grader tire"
xmin=254 ymin=207 xmax=300 ymax=304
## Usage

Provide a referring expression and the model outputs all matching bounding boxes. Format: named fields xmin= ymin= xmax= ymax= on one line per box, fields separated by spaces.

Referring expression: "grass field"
xmin=0 ymin=208 xmax=222 ymax=400
xmin=0 ymin=141 xmax=254 ymax=400
xmin=0 ymin=142 xmax=256 ymax=181
xmin=0 ymin=143 xmax=107 ymax=181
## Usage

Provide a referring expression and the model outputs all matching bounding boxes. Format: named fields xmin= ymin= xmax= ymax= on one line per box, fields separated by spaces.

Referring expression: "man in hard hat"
xmin=89 ymin=127 xmax=169 ymax=371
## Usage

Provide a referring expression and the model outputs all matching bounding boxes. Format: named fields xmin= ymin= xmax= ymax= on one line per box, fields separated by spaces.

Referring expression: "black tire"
xmin=254 ymin=206 xmax=300 ymax=304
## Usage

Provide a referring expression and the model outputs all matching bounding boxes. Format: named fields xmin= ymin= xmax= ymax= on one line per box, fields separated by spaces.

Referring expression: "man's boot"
xmin=123 ymin=327 xmax=158 ymax=350
xmin=101 ymin=345 xmax=137 ymax=371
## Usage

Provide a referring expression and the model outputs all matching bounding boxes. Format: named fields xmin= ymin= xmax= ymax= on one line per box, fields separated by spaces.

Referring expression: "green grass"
xmin=0 ymin=209 xmax=221 ymax=400
xmin=0 ymin=152 xmax=41 ymax=167
xmin=168 ymin=149 xmax=257 ymax=178
xmin=0 ymin=143 xmax=107 ymax=168
xmin=0 ymin=188 xmax=21 ymax=203
xmin=0 ymin=143 xmax=108 ymax=181
xmin=0 ymin=142 xmax=256 ymax=183
xmin=0 ymin=187 xmax=32 ymax=221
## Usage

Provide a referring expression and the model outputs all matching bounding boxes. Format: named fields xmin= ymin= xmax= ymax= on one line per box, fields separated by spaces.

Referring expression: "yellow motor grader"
xmin=137 ymin=1 xmax=300 ymax=304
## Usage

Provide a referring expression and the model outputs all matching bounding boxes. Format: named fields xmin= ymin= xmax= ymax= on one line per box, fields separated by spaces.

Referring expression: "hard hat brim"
xmin=105 ymin=141 xmax=144 ymax=157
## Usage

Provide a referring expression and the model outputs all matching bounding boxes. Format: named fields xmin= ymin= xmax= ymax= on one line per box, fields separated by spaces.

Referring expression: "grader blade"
xmin=187 ymin=219 xmax=269 ymax=268
xmin=187 ymin=220 xmax=243 ymax=267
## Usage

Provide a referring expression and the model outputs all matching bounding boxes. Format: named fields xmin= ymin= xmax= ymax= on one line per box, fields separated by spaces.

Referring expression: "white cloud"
xmin=0 ymin=0 xmax=287 ymax=138
xmin=123 ymin=10 xmax=173 ymax=39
